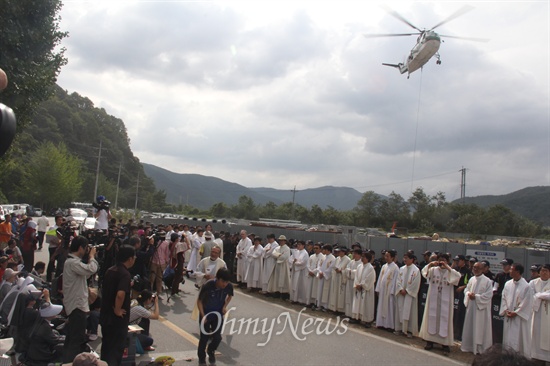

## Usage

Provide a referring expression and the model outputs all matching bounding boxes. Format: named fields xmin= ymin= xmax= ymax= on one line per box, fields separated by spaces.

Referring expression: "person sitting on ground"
xmin=129 ymin=289 xmax=159 ymax=352
xmin=25 ymin=299 xmax=65 ymax=364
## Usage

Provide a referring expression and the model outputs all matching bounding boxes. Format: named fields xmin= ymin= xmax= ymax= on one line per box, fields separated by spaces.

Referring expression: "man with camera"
xmin=62 ymin=235 xmax=99 ymax=362
xmin=94 ymin=195 xmax=112 ymax=231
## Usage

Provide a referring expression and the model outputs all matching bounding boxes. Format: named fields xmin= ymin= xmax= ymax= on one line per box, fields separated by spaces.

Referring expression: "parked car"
xmin=68 ymin=208 xmax=88 ymax=224
xmin=80 ymin=217 xmax=97 ymax=232
xmin=34 ymin=208 xmax=43 ymax=216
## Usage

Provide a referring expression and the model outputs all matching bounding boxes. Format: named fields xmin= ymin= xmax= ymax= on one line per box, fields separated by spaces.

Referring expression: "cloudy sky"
xmin=57 ymin=1 xmax=549 ymax=202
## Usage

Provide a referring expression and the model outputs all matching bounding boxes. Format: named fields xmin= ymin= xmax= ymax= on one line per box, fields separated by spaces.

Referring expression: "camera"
xmin=93 ymin=195 xmax=111 ymax=211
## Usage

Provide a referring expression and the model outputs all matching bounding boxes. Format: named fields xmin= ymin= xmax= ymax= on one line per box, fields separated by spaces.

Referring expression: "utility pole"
xmin=93 ymin=140 xmax=103 ymax=202
xmin=291 ymin=185 xmax=298 ymax=220
xmin=114 ymin=161 xmax=122 ymax=209
xmin=459 ymin=167 xmax=467 ymax=203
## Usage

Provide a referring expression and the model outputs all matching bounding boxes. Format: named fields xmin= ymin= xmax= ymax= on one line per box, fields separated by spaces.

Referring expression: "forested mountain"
xmin=455 ymin=186 xmax=550 ymax=226
xmin=0 ymin=85 xmax=170 ymax=212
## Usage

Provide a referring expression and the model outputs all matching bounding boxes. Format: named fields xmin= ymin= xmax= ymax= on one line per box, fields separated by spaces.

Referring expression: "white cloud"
xmin=57 ymin=1 xmax=550 ymax=200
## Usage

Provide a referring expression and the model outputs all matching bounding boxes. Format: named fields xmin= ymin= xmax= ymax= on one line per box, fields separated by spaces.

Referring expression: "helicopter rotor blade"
xmin=439 ymin=34 xmax=489 ymax=42
xmin=430 ymin=5 xmax=474 ymax=30
xmin=381 ymin=5 xmax=423 ymax=32
xmin=364 ymin=33 xmax=420 ymax=38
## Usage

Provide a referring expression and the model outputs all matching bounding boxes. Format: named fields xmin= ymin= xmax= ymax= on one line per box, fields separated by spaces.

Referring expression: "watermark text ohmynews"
xmin=200 ymin=307 xmax=349 ymax=346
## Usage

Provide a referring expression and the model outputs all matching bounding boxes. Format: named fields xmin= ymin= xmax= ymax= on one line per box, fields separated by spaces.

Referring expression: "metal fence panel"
xmin=406 ymin=239 xmax=426 ymax=258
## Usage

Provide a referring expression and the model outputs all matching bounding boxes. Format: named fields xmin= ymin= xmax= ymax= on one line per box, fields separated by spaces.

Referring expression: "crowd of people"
xmin=0 ymin=207 xmax=548 ymax=365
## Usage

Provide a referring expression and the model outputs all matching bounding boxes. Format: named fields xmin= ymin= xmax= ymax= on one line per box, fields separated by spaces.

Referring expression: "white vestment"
xmin=187 ymin=236 xmax=202 ymax=272
xmin=419 ymin=265 xmax=461 ymax=346
xmin=500 ymin=278 xmax=533 ymax=358
xmin=375 ymin=262 xmax=399 ymax=329
xmin=290 ymin=249 xmax=310 ymax=303
xmin=306 ymin=253 xmax=324 ymax=305
xmin=194 ymin=258 xmax=227 ymax=286
xmin=267 ymin=244 xmax=291 ymax=293
xmin=530 ymin=278 xmax=550 ymax=361
xmin=329 ymin=255 xmax=351 ymax=312
xmin=261 ymin=241 xmax=279 ymax=292
xmin=394 ymin=264 xmax=421 ymax=335
xmin=343 ymin=259 xmax=362 ymax=317
xmin=353 ymin=262 xmax=376 ymax=322
xmin=460 ymin=274 xmax=493 ymax=354
xmin=236 ymin=237 xmax=252 ymax=282
xmin=244 ymin=244 xmax=264 ymax=288
xmin=316 ymin=254 xmax=335 ymax=308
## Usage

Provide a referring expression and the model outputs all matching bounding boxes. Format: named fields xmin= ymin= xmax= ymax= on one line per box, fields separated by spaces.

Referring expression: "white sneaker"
xmin=88 ymin=334 xmax=98 ymax=341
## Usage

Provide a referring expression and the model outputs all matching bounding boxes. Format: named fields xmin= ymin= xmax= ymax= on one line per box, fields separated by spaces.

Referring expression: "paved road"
xmin=33 ymin=246 xmax=470 ymax=366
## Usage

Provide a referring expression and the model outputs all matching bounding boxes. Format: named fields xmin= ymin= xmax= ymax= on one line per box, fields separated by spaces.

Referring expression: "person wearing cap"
xmin=530 ymin=263 xmax=550 ymax=362
xmin=0 ymin=267 xmax=18 ymax=303
xmin=289 ymin=240 xmax=309 ymax=304
xmin=267 ymin=235 xmax=291 ymax=299
xmin=100 ymin=245 xmax=136 ymax=366
xmin=353 ymin=251 xmax=376 ymax=327
xmin=200 ymin=231 xmax=216 ymax=260
xmin=493 ymin=258 xmax=514 ymax=344
xmin=419 ymin=253 xmax=461 ymax=353
xmin=454 ymin=254 xmax=472 ymax=341
xmin=62 ymin=236 xmax=99 ymax=362
xmin=315 ymin=244 xmax=335 ymax=311
xmin=21 ymin=220 xmax=37 ymax=271
xmin=500 ymin=263 xmax=533 ymax=358
xmin=461 ymin=261 xmax=494 ymax=355
xmin=94 ymin=195 xmax=112 ymax=231
xmin=394 ymin=252 xmax=421 ymax=338
xmin=261 ymin=234 xmax=279 ymax=294
xmin=235 ymin=230 xmax=252 ymax=288
xmin=481 ymin=260 xmax=495 ymax=281
xmin=244 ymin=237 xmax=264 ymax=291
xmin=375 ymin=249 xmax=399 ymax=331
xmin=529 ymin=264 xmax=541 ymax=282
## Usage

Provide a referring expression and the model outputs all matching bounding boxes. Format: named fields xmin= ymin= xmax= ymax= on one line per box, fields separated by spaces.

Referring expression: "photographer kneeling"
xmin=130 ymin=289 xmax=159 ymax=352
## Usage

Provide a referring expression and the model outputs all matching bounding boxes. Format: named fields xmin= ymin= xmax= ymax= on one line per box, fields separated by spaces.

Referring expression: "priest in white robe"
xmin=461 ymin=261 xmax=493 ymax=355
xmin=343 ymin=249 xmax=362 ymax=318
xmin=375 ymin=249 xmax=399 ymax=330
xmin=353 ymin=251 xmax=376 ymax=326
xmin=394 ymin=252 xmax=421 ymax=337
xmin=419 ymin=253 xmax=461 ymax=352
xmin=530 ymin=263 xmax=550 ymax=362
xmin=267 ymin=235 xmax=291 ymax=298
xmin=306 ymin=243 xmax=324 ymax=307
xmin=329 ymin=248 xmax=351 ymax=313
xmin=316 ymin=244 xmax=335 ymax=310
xmin=244 ymin=237 xmax=264 ymax=289
xmin=261 ymin=234 xmax=279 ymax=293
xmin=500 ymin=263 xmax=533 ymax=359
xmin=290 ymin=240 xmax=310 ymax=304
xmin=235 ymin=230 xmax=252 ymax=286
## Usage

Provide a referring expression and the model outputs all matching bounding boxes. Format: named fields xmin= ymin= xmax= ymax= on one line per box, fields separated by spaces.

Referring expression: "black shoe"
xmin=364 ymin=322 xmax=372 ymax=328
xmin=198 ymin=358 xmax=206 ymax=365
xmin=424 ymin=342 xmax=434 ymax=350
xmin=207 ymin=350 xmax=216 ymax=365
xmin=442 ymin=346 xmax=450 ymax=353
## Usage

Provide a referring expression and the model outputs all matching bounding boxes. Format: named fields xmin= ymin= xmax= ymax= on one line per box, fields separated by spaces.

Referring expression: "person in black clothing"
xmin=453 ymin=254 xmax=471 ymax=341
xmin=196 ymin=268 xmax=233 ymax=366
xmin=100 ymin=245 xmax=135 ymax=366
xmin=481 ymin=260 xmax=495 ymax=280
xmin=129 ymin=235 xmax=153 ymax=292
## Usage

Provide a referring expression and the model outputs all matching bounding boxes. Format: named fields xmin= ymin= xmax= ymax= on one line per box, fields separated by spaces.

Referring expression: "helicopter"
xmin=365 ymin=6 xmax=487 ymax=78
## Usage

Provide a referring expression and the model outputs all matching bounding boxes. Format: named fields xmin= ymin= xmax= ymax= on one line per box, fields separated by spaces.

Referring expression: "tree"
xmin=19 ymin=142 xmax=83 ymax=209
xmin=0 ymin=0 xmax=68 ymax=131
xmin=378 ymin=191 xmax=411 ymax=229
xmin=356 ymin=191 xmax=381 ymax=227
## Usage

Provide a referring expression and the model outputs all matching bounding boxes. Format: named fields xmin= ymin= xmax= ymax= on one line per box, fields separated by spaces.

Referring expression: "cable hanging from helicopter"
xmin=364 ymin=5 xmax=488 ymax=79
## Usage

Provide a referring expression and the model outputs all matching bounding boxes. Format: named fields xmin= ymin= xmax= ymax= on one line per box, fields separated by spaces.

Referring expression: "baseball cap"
xmin=500 ymin=258 xmax=514 ymax=265
xmin=72 ymin=352 xmax=108 ymax=366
